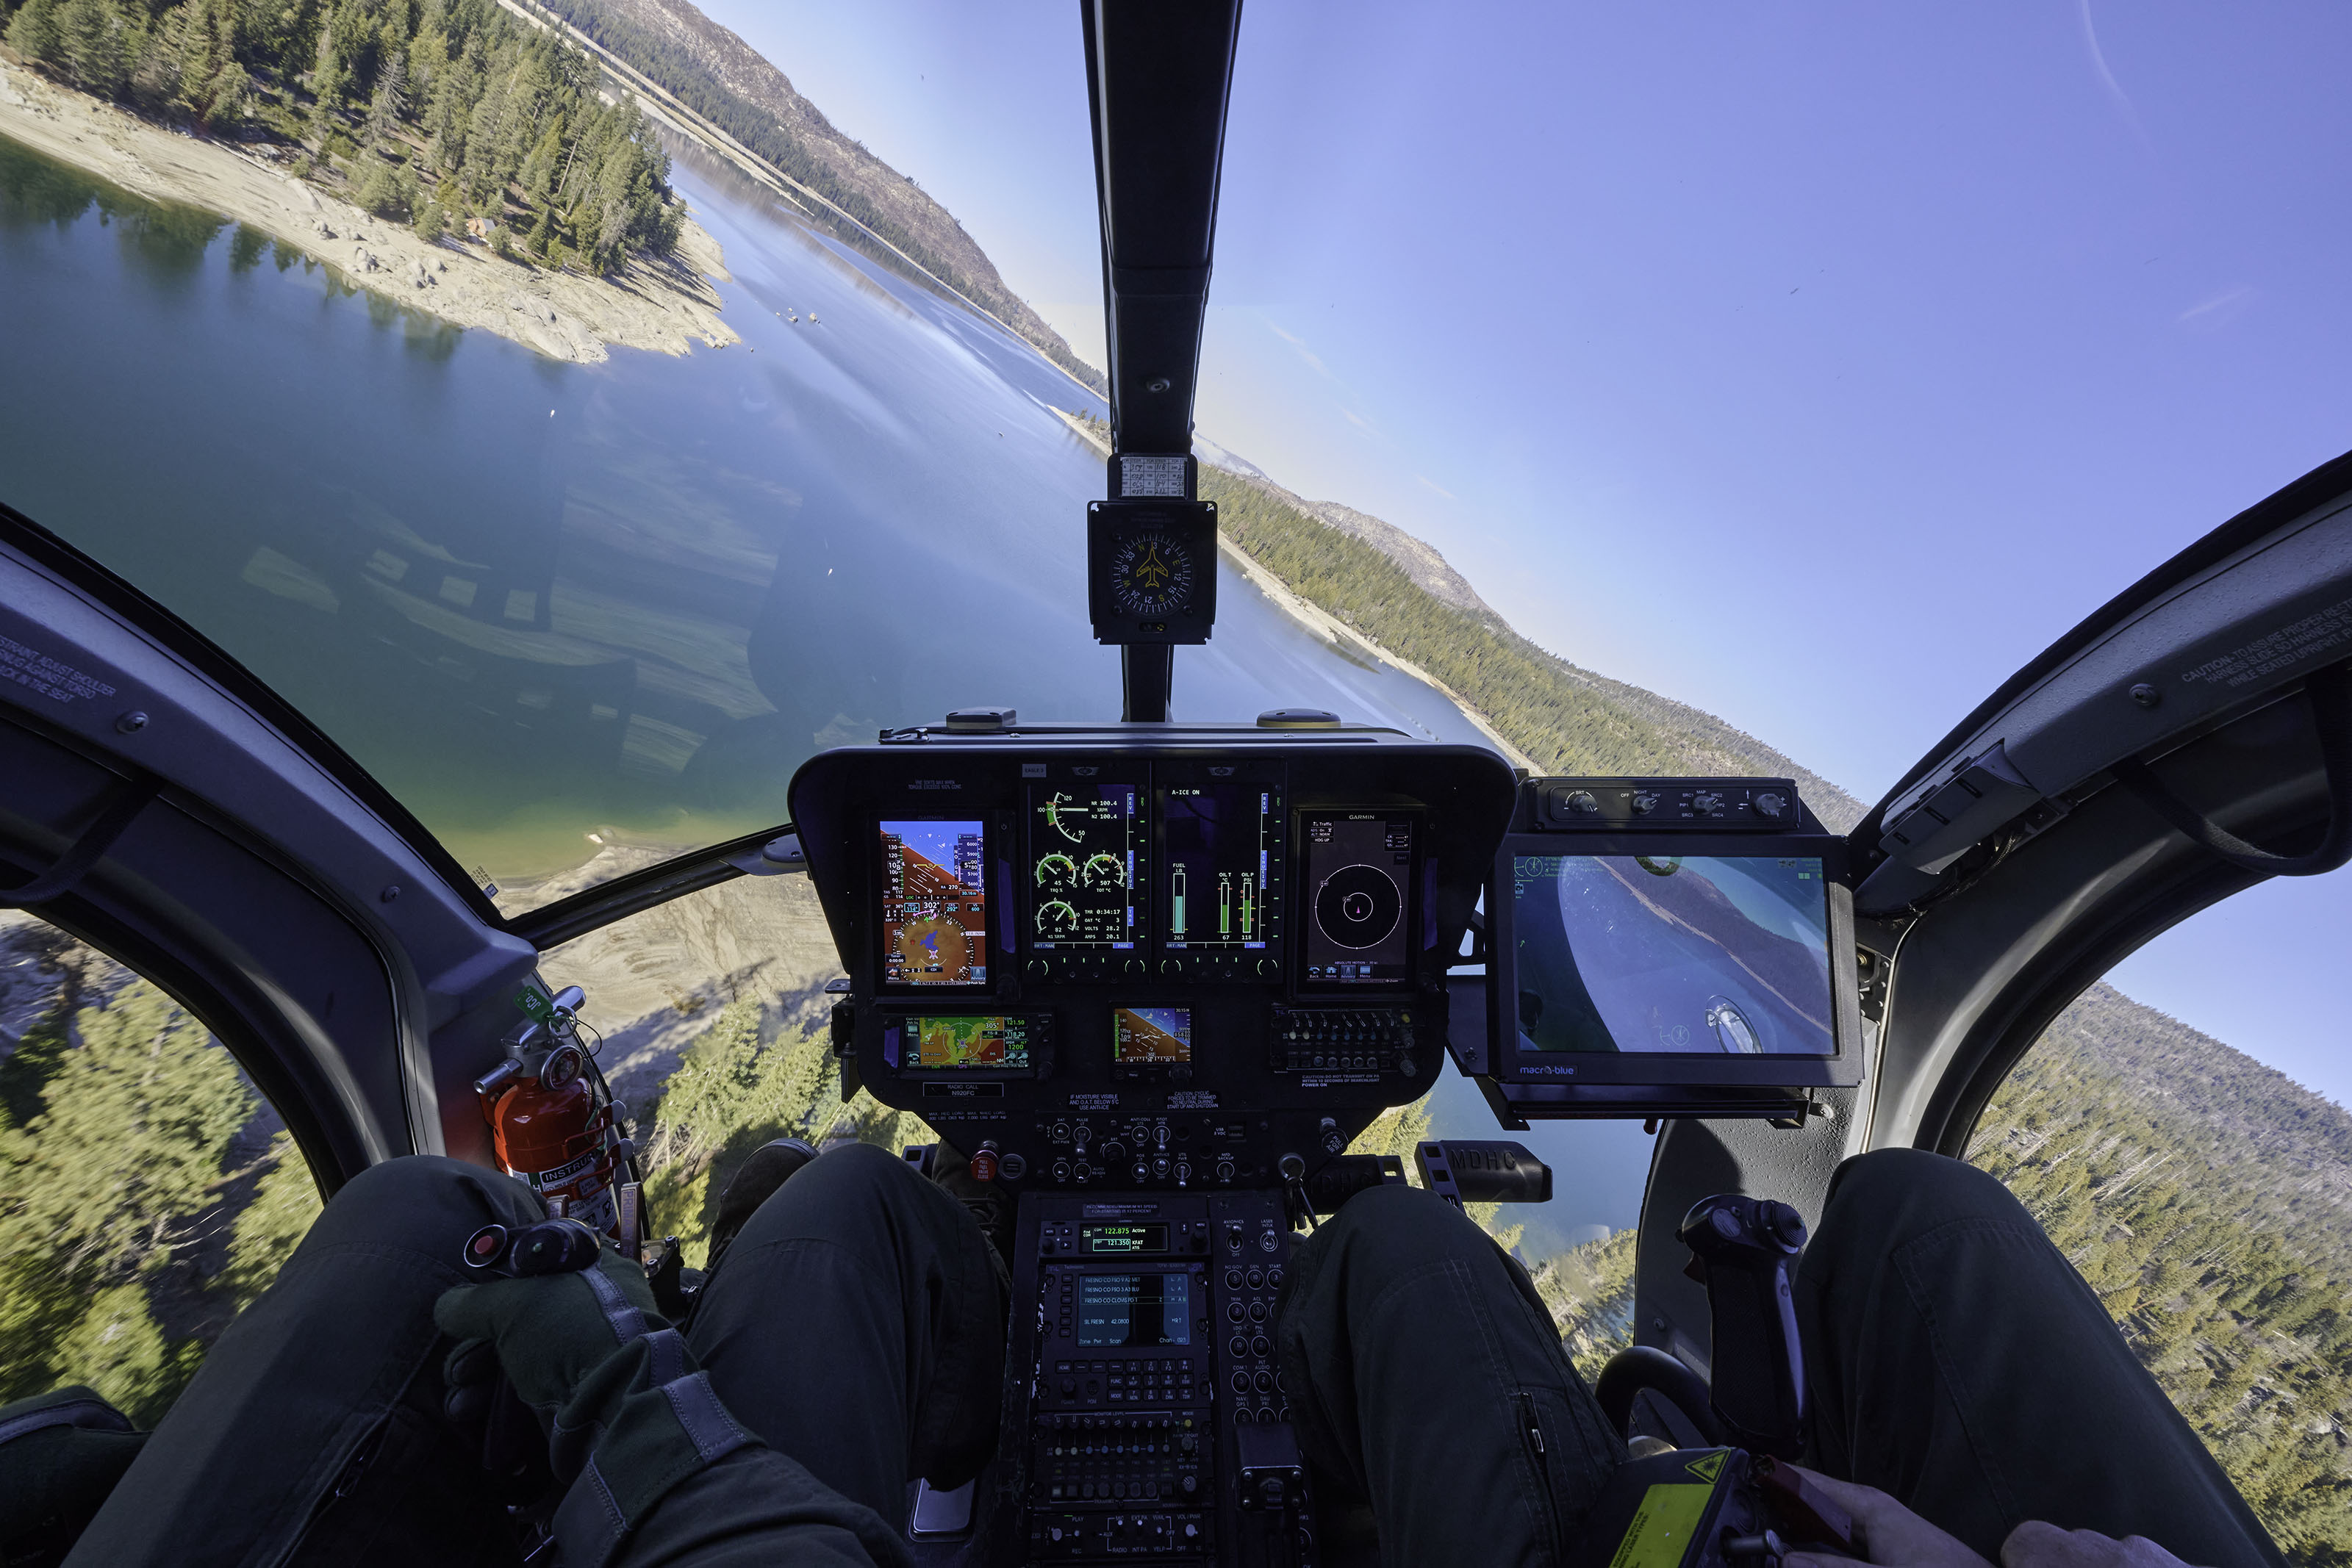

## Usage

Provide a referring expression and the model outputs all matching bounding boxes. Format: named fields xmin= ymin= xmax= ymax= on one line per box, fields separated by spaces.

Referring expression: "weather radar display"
xmin=1512 ymin=855 xmax=1833 ymax=1056
xmin=1029 ymin=783 xmax=1144 ymax=948
xmin=880 ymin=820 xmax=988 ymax=988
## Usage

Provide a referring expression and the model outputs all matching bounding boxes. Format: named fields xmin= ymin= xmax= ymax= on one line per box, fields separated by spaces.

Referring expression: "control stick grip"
xmin=1415 ymin=1140 xmax=1553 ymax=1206
xmin=1677 ymin=1193 xmax=1808 ymax=1459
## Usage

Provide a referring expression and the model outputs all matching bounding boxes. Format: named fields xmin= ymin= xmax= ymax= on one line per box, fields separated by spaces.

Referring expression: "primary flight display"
xmin=880 ymin=819 xmax=989 ymax=988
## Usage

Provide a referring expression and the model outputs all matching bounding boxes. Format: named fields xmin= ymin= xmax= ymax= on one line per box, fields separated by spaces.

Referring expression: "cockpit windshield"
xmin=0 ymin=144 xmax=1496 ymax=912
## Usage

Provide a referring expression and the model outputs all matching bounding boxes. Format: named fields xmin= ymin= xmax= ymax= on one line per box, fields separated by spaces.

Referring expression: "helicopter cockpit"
xmin=4 ymin=4 xmax=2351 ymax=1567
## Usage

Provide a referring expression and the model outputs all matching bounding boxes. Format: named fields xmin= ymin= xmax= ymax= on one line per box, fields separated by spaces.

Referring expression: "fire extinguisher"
xmin=474 ymin=985 xmax=635 ymax=1240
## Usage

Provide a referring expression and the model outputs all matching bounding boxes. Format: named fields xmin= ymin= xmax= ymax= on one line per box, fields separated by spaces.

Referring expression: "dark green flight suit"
xmin=5 ymin=1145 xmax=2287 ymax=1568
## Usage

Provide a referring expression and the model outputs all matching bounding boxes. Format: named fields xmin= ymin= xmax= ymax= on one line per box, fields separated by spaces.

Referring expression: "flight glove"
xmin=434 ymin=1242 xmax=674 ymax=1482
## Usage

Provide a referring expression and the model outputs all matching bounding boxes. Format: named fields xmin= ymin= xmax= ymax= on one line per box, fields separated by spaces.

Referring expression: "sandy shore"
xmin=0 ymin=59 xmax=739 ymax=365
xmin=1053 ymin=411 xmax=1536 ymax=769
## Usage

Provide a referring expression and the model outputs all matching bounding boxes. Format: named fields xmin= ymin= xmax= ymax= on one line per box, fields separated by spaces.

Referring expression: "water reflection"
xmin=1 ymin=132 xmax=1503 ymax=895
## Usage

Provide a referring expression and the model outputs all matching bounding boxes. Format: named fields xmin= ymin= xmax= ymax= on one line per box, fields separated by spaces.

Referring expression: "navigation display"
xmin=1512 ymin=855 xmax=1833 ymax=1055
xmin=1162 ymin=783 xmax=1281 ymax=950
xmin=907 ymin=1015 xmax=1030 ymax=1071
xmin=1112 ymin=1007 xmax=1192 ymax=1064
xmin=880 ymin=820 xmax=989 ymax=988
xmin=1075 ymin=1273 xmax=1193 ymax=1348
xmin=1028 ymin=783 xmax=1145 ymax=949
xmin=1302 ymin=813 xmax=1414 ymax=985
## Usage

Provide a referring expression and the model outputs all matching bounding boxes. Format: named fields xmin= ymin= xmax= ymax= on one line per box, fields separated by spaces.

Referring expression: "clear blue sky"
xmin=698 ymin=0 xmax=2352 ymax=1104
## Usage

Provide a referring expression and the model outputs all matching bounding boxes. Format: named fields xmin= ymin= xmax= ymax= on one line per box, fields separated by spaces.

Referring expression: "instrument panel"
xmin=789 ymin=732 xmax=1516 ymax=1190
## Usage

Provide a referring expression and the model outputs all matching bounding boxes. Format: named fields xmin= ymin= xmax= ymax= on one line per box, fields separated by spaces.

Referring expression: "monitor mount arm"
xmin=1082 ymin=0 xmax=1244 ymax=723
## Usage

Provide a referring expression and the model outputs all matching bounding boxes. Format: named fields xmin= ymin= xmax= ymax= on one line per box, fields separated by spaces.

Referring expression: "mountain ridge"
xmin=534 ymin=0 xmax=1105 ymax=392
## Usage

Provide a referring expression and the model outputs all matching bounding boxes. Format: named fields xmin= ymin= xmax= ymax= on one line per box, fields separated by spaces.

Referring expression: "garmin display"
xmin=1081 ymin=1223 xmax=1170 ymax=1254
xmin=1512 ymin=854 xmax=1833 ymax=1056
xmin=879 ymin=819 xmax=989 ymax=988
xmin=1029 ymin=782 xmax=1147 ymax=950
xmin=1161 ymin=783 xmax=1281 ymax=952
xmin=1113 ymin=1007 xmax=1192 ymax=1065
xmin=908 ymin=1015 xmax=1034 ymax=1070
xmin=1300 ymin=813 xmax=1415 ymax=986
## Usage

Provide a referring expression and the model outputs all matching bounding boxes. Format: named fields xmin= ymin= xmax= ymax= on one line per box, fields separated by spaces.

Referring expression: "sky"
xmin=696 ymin=0 xmax=2352 ymax=1105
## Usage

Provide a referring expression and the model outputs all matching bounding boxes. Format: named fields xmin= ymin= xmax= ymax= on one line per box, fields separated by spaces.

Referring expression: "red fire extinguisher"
xmin=475 ymin=985 xmax=631 ymax=1238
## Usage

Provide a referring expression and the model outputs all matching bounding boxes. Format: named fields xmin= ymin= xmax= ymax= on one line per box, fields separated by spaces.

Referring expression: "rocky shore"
xmin=0 ymin=58 xmax=739 ymax=365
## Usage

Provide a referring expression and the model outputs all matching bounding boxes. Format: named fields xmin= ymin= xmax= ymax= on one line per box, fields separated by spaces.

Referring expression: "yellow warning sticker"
xmin=1684 ymin=1450 xmax=1727 ymax=1484
xmin=1606 ymin=1484 xmax=1716 ymax=1568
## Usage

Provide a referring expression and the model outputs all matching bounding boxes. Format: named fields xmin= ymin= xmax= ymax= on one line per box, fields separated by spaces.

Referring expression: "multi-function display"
xmin=1028 ymin=783 xmax=1146 ymax=950
xmin=1075 ymin=1273 xmax=1193 ymax=1348
xmin=906 ymin=1015 xmax=1031 ymax=1071
xmin=1301 ymin=813 xmax=1414 ymax=985
xmin=1112 ymin=1007 xmax=1191 ymax=1065
xmin=1161 ymin=783 xmax=1281 ymax=951
xmin=1511 ymin=854 xmax=1834 ymax=1056
xmin=880 ymin=820 xmax=989 ymax=988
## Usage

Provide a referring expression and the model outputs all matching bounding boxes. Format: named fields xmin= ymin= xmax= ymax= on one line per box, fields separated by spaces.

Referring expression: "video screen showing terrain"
xmin=1513 ymin=855 xmax=1832 ymax=1055
xmin=880 ymin=820 xmax=988 ymax=987
xmin=1113 ymin=1007 xmax=1193 ymax=1064
xmin=908 ymin=1015 xmax=1030 ymax=1070
xmin=1028 ymin=783 xmax=1144 ymax=949
xmin=1162 ymin=783 xmax=1278 ymax=949
xmin=1302 ymin=814 xmax=1413 ymax=985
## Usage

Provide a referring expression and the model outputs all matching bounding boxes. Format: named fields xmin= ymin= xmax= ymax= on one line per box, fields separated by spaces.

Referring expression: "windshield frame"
xmin=1 ymin=500 xmax=501 ymax=928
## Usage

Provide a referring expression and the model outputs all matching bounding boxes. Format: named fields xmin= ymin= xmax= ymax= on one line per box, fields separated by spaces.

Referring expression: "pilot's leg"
xmin=1275 ymin=1182 xmax=1624 ymax=1567
xmin=684 ymin=1140 xmax=1005 ymax=1525
xmin=65 ymin=1154 xmax=542 ymax=1568
xmin=1799 ymin=1148 xmax=2284 ymax=1568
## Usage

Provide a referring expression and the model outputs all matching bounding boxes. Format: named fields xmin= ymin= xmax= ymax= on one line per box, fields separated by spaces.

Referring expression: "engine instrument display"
xmin=1512 ymin=854 xmax=1833 ymax=1055
xmin=1075 ymin=1273 xmax=1193 ymax=1348
xmin=906 ymin=1015 xmax=1032 ymax=1071
xmin=1028 ymin=783 xmax=1146 ymax=950
xmin=1112 ymin=1007 xmax=1192 ymax=1064
xmin=880 ymin=820 xmax=989 ymax=988
xmin=1301 ymin=813 xmax=1415 ymax=985
xmin=1161 ymin=783 xmax=1281 ymax=951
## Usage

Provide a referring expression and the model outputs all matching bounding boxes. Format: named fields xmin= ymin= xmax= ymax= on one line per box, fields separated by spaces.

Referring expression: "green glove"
xmin=434 ymin=1244 xmax=671 ymax=1479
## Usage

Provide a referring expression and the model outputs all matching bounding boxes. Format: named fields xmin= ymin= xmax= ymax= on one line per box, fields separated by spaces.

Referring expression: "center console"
xmin=787 ymin=723 xmax=1519 ymax=1565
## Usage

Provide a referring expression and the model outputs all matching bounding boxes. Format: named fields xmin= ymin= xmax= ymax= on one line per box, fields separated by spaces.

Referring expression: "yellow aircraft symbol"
xmin=1130 ymin=542 xmax=1175 ymax=591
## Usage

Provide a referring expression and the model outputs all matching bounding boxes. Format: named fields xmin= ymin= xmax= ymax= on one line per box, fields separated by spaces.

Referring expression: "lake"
xmin=0 ymin=129 xmax=1651 ymax=1238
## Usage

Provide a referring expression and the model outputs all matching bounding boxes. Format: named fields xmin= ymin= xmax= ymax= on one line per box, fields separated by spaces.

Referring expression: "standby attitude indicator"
xmin=1028 ymin=783 xmax=1145 ymax=949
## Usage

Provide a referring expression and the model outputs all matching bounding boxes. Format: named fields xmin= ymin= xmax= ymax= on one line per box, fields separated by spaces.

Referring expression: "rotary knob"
xmin=1755 ymin=790 xmax=1788 ymax=819
xmin=1631 ymin=791 xmax=1659 ymax=816
xmin=1561 ymin=788 xmax=1599 ymax=816
xmin=1693 ymin=791 xmax=1724 ymax=816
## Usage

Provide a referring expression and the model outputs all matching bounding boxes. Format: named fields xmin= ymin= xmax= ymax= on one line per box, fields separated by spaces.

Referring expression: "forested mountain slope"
xmin=535 ymin=0 xmax=1102 ymax=392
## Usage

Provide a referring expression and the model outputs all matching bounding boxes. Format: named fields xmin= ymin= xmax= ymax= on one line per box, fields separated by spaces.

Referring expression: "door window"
xmin=0 ymin=911 xmax=321 ymax=1425
xmin=1968 ymin=982 xmax=2352 ymax=1558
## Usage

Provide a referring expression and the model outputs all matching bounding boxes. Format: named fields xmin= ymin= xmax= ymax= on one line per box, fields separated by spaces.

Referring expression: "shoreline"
xmin=1050 ymin=409 xmax=1537 ymax=770
xmin=0 ymin=58 xmax=739 ymax=365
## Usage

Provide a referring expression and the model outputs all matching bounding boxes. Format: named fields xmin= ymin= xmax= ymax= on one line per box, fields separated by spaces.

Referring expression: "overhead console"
xmin=1462 ymin=775 xmax=1865 ymax=1122
xmin=790 ymin=725 xmax=1519 ymax=1195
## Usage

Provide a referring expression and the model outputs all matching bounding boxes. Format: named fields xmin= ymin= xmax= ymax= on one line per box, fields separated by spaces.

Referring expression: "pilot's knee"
xmin=1815 ymin=1146 xmax=2031 ymax=1259
xmin=302 ymin=1154 xmax=538 ymax=1255
xmin=1301 ymin=1180 xmax=1492 ymax=1275
xmin=753 ymin=1138 xmax=935 ymax=1239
